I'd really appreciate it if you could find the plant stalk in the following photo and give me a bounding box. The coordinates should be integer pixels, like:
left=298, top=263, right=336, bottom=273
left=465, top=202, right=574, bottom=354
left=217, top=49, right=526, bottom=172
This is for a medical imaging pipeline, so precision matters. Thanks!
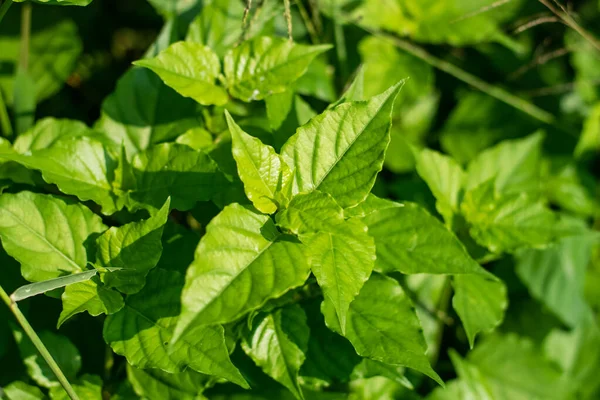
left=19, top=2, right=32, bottom=71
left=366, top=29, right=556, bottom=125
left=0, top=0, right=13, bottom=25
left=538, top=0, right=600, bottom=53
left=0, top=284, right=80, bottom=400
left=295, top=0, right=319, bottom=43
left=0, top=89, right=12, bottom=138
left=283, top=0, right=293, bottom=41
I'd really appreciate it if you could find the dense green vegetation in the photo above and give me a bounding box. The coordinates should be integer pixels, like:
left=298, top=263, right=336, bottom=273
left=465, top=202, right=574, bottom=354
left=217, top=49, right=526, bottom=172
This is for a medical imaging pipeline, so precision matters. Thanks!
left=0, top=0, right=599, bottom=399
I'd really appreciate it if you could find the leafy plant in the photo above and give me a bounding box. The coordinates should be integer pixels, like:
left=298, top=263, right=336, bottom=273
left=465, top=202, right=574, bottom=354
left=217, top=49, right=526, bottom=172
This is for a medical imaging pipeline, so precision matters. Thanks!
left=0, top=0, right=599, bottom=399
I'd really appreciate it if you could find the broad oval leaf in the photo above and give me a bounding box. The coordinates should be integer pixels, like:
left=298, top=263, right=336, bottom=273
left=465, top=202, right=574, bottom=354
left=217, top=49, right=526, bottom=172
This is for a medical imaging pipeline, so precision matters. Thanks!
left=224, top=36, right=332, bottom=101
left=0, top=192, right=106, bottom=282
left=134, top=42, right=229, bottom=106
left=103, top=268, right=246, bottom=386
left=95, top=68, right=201, bottom=156
left=322, top=273, right=442, bottom=385
left=95, top=199, right=170, bottom=294
left=243, top=304, right=310, bottom=399
left=281, top=82, right=403, bottom=208
left=226, top=111, right=293, bottom=214
left=118, top=143, right=227, bottom=213
left=174, top=203, right=310, bottom=339
left=1, top=137, right=120, bottom=215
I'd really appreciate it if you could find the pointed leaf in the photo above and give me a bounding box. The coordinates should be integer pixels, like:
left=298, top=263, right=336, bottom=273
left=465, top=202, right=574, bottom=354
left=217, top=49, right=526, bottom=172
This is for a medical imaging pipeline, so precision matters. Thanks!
left=49, top=374, right=102, bottom=400
left=1, top=137, right=120, bottom=214
left=452, top=274, right=507, bottom=348
left=224, top=36, right=332, bottom=101
left=281, top=83, right=403, bottom=208
left=134, top=42, right=229, bottom=106
left=58, top=278, right=124, bottom=328
left=414, top=148, right=465, bottom=225
left=95, top=199, right=170, bottom=294
left=243, top=304, right=310, bottom=399
left=174, top=204, right=310, bottom=339
left=277, top=191, right=375, bottom=332
left=355, top=196, right=483, bottom=275
left=2, top=381, right=45, bottom=400
left=322, top=274, right=441, bottom=385
left=12, top=270, right=97, bottom=302
left=0, top=192, right=106, bottom=282
left=103, top=268, right=246, bottom=386
left=226, top=111, right=293, bottom=214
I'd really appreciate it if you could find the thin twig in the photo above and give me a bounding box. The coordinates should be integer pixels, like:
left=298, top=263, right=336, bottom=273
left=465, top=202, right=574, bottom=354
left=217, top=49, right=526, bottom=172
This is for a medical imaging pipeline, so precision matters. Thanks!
left=238, top=0, right=253, bottom=44
left=451, top=0, right=512, bottom=23
left=521, top=79, right=600, bottom=97
left=295, top=0, right=319, bottom=43
left=283, top=0, right=293, bottom=41
left=361, top=27, right=557, bottom=125
left=513, top=15, right=560, bottom=34
left=19, top=2, right=32, bottom=71
left=0, top=285, right=80, bottom=400
left=539, top=0, right=600, bottom=53
left=0, top=0, right=13, bottom=25
left=308, top=0, right=322, bottom=35
left=509, top=47, right=570, bottom=80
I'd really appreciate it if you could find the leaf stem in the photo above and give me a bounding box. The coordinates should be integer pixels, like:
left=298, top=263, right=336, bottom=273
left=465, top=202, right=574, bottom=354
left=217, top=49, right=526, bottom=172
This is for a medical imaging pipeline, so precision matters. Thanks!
left=283, top=0, right=293, bottom=41
left=363, top=28, right=556, bottom=126
left=0, top=89, right=12, bottom=138
left=538, top=0, right=600, bottom=53
left=0, top=0, right=13, bottom=25
left=19, top=2, right=32, bottom=71
left=0, top=284, right=80, bottom=400
left=295, top=0, right=319, bottom=44
left=333, top=10, right=348, bottom=85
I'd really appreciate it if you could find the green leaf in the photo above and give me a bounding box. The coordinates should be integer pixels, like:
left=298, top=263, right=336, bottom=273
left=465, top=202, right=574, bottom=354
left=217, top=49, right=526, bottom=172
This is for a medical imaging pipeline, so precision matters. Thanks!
left=226, top=111, right=293, bottom=214
left=174, top=203, right=310, bottom=339
left=2, top=381, right=45, bottom=400
left=104, top=268, right=246, bottom=386
left=135, top=42, right=229, bottom=106
left=281, top=83, right=403, bottom=208
left=575, top=102, right=600, bottom=158
left=414, top=148, right=464, bottom=225
left=128, top=364, right=213, bottom=400
left=95, top=199, right=170, bottom=294
left=147, top=0, right=199, bottom=16
left=224, top=36, right=332, bottom=102
left=12, top=269, right=97, bottom=302
left=117, top=143, right=227, bottom=213
left=0, top=192, right=106, bottom=282
left=49, top=374, right=102, bottom=400
left=465, top=131, right=544, bottom=196
left=0, top=19, right=82, bottom=105
left=186, top=0, right=282, bottom=58
left=58, top=277, right=124, bottom=327
left=243, top=304, right=310, bottom=399
left=1, top=137, right=120, bottom=215
left=14, top=329, right=81, bottom=388
left=13, top=118, right=109, bottom=153
left=95, top=68, right=201, bottom=156
left=266, top=90, right=295, bottom=131
left=449, top=334, right=570, bottom=400
left=353, top=196, right=483, bottom=275
left=277, top=191, right=375, bottom=332
left=452, top=274, right=507, bottom=348
left=461, top=180, right=559, bottom=253
left=516, top=225, right=599, bottom=327
left=322, top=273, right=441, bottom=385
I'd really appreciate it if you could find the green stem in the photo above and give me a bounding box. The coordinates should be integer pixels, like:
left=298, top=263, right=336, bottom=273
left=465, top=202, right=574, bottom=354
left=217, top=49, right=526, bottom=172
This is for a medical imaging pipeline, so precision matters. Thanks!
left=19, top=2, right=32, bottom=71
left=0, top=0, right=13, bottom=25
left=367, top=30, right=556, bottom=125
left=0, top=89, right=12, bottom=138
left=333, top=11, right=348, bottom=85
left=0, top=284, right=80, bottom=400
left=283, top=0, right=293, bottom=41
left=296, top=0, right=319, bottom=43
left=539, top=0, right=600, bottom=53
